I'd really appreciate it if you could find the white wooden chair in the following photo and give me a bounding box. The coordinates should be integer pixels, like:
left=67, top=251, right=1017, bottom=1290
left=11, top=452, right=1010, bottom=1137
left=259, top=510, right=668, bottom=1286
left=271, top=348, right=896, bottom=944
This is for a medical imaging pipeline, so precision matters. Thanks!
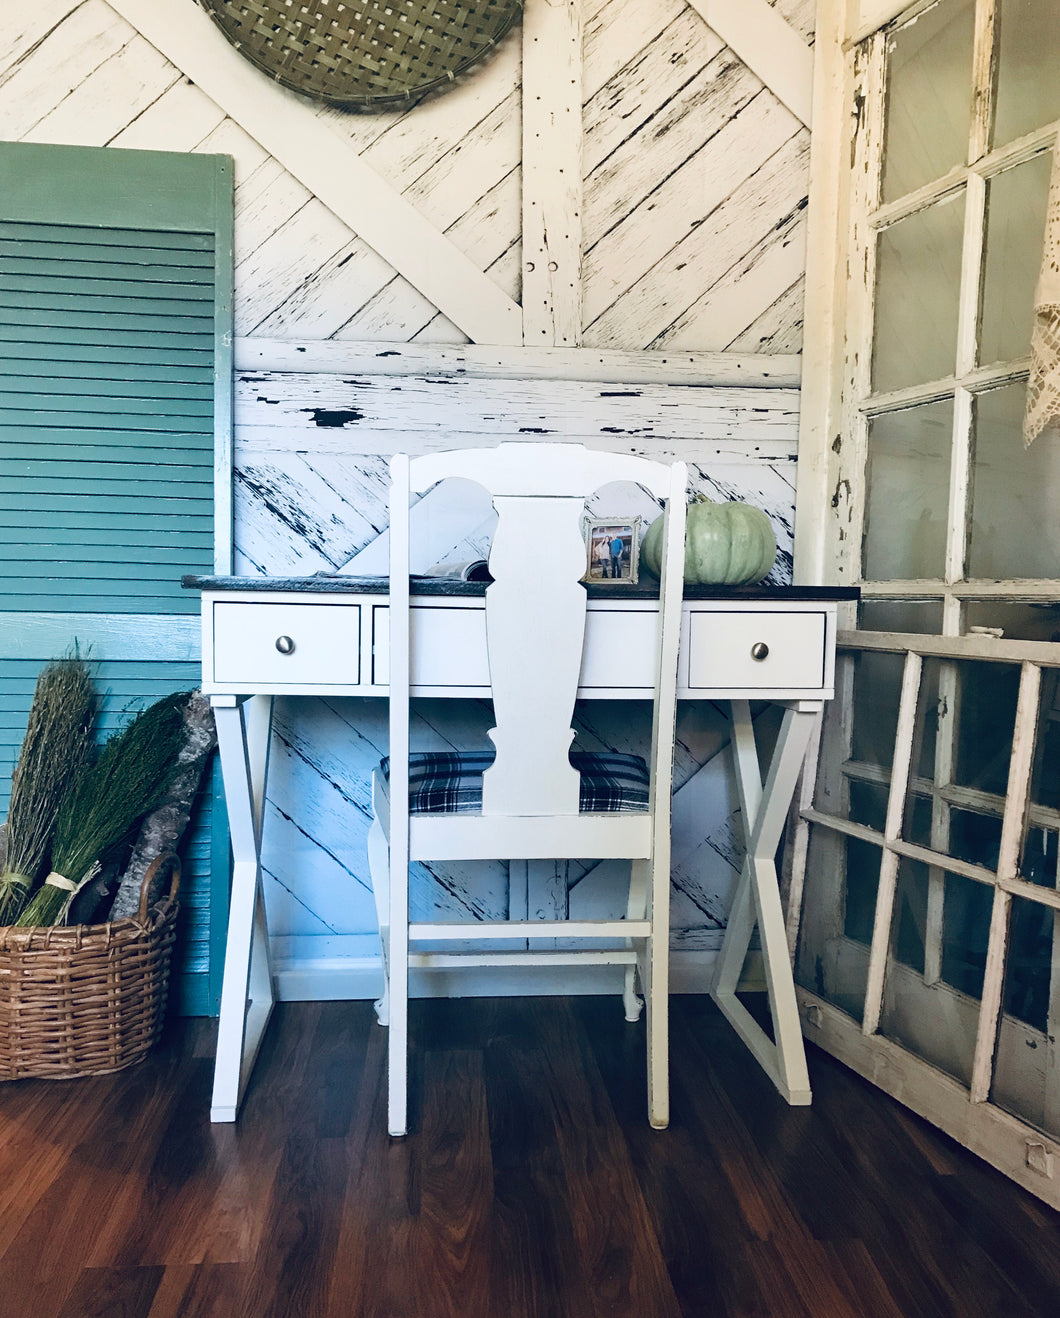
left=367, top=442, right=687, bottom=1136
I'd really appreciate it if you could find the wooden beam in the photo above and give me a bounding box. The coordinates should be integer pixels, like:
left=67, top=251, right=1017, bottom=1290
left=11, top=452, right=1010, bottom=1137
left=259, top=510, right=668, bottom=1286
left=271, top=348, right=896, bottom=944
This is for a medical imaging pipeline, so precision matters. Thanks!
left=685, top=0, right=814, bottom=128
left=105, top=0, right=523, bottom=346
left=521, top=0, right=583, bottom=346
left=235, top=337, right=803, bottom=387
left=793, top=0, right=849, bottom=583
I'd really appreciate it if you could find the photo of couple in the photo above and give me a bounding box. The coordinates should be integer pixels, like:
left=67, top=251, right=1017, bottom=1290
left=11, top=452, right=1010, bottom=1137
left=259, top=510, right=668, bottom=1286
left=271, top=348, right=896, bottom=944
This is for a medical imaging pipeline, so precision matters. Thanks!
left=585, top=520, right=640, bottom=583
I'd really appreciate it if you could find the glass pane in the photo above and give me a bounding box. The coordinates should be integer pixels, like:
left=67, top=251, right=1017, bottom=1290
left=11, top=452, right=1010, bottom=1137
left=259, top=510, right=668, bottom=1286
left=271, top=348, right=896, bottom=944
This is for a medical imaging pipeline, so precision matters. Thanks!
left=1003, top=893, right=1054, bottom=1033
left=992, top=894, right=1060, bottom=1144
left=850, top=650, right=905, bottom=771
left=949, top=806, right=1003, bottom=868
left=900, top=657, right=945, bottom=844
left=1019, top=826, right=1059, bottom=888
left=954, top=659, right=1020, bottom=795
left=941, top=870, right=994, bottom=998
left=980, top=153, right=1053, bottom=366
left=859, top=599, right=945, bottom=632
left=965, top=601, right=1060, bottom=642
left=863, top=401, right=953, bottom=579
left=881, top=0, right=975, bottom=203
left=849, top=778, right=888, bottom=834
left=994, top=0, right=1060, bottom=147
left=795, top=823, right=875, bottom=1021
left=910, top=656, right=940, bottom=781
left=902, top=657, right=1015, bottom=853
left=878, top=869, right=987, bottom=1089
left=872, top=199, right=964, bottom=393
left=904, top=788, right=934, bottom=847
left=892, top=855, right=929, bottom=974
left=968, top=383, right=1060, bottom=578
left=1030, top=674, right=1060, bottom=812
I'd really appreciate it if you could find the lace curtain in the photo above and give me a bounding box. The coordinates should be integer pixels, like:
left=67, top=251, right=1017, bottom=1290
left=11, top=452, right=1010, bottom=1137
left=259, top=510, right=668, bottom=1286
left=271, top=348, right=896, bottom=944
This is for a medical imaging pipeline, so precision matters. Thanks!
left=1024, top=147, right=1060, bottom=445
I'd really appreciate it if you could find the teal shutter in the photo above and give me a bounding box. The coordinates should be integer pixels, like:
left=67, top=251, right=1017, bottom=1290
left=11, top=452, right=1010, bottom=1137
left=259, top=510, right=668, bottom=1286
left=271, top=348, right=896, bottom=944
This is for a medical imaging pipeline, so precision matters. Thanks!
left=0, top=142, right=233, bottom=1015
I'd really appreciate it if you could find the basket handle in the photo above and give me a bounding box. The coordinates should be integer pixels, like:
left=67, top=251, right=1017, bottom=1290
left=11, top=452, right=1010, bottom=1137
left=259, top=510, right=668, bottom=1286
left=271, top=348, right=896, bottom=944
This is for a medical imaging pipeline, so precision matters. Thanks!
left=137, top=852, right=181, bottom=923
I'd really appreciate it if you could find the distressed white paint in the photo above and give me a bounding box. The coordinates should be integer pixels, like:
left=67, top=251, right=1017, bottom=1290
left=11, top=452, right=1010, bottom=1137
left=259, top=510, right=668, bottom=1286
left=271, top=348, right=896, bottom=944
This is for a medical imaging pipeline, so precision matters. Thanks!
left=521, top=0, right=582, bottom=346
left=0, top=0, right=815, bottom=358
left=235, top=338, right=803, bottom=386
left=106, top=0, right=523, bottom=344
left=0, top=0, right=824, bottom=1012
left=684, top=0, right=815, bottom=128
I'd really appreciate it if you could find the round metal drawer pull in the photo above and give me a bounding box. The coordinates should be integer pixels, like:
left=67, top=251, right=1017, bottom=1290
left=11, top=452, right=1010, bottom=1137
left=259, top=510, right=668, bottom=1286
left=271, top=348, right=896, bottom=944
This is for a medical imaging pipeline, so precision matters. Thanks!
left=275, top=635, right=296, bottom=655
left=750, top=641, right=769, bottom=661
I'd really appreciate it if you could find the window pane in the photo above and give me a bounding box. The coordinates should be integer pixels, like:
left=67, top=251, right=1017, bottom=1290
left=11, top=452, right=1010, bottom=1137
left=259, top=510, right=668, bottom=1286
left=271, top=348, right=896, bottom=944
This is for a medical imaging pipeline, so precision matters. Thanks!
left=878, top=869, right=986, bottom=1089
left=863, top=401, right=953, bottom=580
left=954, top=659, right=1020, bottom=795
left=902, top=657, right=1017, bottom=851
left=994, top=0, right=1060, bottom=147
left=881, top=0, right=975, bottom=203
left=859, top=599, right=945, bottom=632
left=850, top=650, right=905, bottom=771
left=872, top=199, right=965, bottom=393
left=795, top=823, right=875, bottom=1022
left=949, top=806, right=1003, bottom=868
left=849, top=778, right=888, bottom=834
left=965, top=601, right=1060, bottom=642
left=1019, top=827, right=1059, bottom=887
left=992, top=894, right=1060, bottom=1144
left=891, top=855, right=929, bottom=974
left=968, top=383, right=1060, bottom=578
left=980, top=152, right=1053, bottom=366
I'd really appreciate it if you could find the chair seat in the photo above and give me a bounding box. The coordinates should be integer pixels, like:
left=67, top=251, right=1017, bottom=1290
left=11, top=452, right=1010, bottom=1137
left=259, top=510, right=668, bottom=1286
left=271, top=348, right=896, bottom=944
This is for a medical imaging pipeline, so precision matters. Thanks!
left=379, top=750, right=650, bottom=814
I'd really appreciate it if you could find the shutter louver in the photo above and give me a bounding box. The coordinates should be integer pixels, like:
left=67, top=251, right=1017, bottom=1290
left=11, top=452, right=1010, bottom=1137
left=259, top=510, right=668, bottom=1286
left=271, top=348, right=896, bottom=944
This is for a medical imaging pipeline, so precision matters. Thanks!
left=0, top=220, right=215, bottom=613
left=0, top=142, right=233, bottom=1017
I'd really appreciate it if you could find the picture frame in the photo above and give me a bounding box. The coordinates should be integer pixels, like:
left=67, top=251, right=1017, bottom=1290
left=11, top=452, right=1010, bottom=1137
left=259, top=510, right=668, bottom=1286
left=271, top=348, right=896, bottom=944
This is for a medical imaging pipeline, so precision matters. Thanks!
left=583, top=517, right=642, bottom=584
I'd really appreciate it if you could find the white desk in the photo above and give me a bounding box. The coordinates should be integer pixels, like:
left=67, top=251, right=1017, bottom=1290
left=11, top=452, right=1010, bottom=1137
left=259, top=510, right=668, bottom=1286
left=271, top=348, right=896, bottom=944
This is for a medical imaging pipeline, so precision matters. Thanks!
left=186, top=575, right=855, bottom=1122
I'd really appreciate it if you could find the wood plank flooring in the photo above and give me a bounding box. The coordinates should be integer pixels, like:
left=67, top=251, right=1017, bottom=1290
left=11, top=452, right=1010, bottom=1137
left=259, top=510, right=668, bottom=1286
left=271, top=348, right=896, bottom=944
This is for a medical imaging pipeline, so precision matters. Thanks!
left=0, top=994, right=1058, bottom=1318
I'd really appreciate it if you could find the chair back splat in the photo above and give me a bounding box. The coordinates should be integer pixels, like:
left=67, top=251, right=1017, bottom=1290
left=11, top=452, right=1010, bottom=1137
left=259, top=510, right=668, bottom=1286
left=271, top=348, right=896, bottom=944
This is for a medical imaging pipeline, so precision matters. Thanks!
left=370, top=441, right=688, bottom=1135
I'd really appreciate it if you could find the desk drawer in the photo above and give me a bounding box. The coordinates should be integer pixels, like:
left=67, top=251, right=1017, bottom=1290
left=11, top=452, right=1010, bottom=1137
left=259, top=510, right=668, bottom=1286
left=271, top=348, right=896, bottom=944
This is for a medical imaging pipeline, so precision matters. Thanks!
left=686, top=610, right=826, bottom=691
left=213, top=602, right=360, bottom=686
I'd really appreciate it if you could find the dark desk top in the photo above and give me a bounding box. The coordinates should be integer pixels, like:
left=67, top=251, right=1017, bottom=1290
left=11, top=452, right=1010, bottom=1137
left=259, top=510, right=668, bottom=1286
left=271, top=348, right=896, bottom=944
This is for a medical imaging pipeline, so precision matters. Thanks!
left=183, top=574, right=860, bottom=602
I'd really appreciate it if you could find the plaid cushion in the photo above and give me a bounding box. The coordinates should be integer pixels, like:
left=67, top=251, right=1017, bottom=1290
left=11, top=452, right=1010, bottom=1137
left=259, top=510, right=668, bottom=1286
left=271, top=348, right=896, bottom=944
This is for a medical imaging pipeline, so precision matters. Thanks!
left=379, top=750, right=650, bottom=814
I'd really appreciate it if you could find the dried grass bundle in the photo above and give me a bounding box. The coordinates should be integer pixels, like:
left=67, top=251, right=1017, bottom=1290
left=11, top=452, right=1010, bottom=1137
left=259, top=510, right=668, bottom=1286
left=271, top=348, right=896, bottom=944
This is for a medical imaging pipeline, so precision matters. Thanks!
left=16, top=692, right=188, bottom=928
left=0, top=657, right=95, bottom=925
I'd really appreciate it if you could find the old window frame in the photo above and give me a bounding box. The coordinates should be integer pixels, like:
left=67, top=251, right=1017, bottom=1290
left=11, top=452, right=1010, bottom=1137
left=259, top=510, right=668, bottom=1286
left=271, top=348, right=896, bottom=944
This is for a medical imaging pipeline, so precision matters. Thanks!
left=793, top=0, right=1060, bottom=1206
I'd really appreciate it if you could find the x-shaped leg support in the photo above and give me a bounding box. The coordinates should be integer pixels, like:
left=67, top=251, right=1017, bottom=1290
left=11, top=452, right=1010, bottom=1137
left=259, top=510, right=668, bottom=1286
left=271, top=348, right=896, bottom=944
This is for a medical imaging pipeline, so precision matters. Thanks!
left=210, top=694, right=276, bottom=1122
left=711, top=699, right=822, bottom=1105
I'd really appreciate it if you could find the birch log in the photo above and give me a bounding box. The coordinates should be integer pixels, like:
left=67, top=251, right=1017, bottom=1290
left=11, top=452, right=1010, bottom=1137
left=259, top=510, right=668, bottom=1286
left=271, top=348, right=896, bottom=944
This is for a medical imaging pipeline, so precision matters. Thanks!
left=109, top=692, right=217, bottom=918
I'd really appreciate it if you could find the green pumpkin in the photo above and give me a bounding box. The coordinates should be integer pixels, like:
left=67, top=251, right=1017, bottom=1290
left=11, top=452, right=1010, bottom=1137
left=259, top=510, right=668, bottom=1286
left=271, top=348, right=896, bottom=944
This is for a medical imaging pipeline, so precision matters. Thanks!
left=641, top=498, right=776, bottom=586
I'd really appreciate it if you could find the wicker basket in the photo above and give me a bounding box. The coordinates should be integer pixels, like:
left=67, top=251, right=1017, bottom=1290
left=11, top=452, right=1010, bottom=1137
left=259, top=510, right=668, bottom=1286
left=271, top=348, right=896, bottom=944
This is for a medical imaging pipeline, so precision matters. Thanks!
left=198, top=0, right=523, bottom=109
left=0, top=854, right=180, bottom=1081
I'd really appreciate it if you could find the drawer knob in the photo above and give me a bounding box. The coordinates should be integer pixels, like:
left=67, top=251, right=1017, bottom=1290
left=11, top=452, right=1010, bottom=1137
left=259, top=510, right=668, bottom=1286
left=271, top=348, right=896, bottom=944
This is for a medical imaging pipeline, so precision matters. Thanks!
left=275, top=635, right=296, bottom=655
left=750, top=641, right=769, bottom=662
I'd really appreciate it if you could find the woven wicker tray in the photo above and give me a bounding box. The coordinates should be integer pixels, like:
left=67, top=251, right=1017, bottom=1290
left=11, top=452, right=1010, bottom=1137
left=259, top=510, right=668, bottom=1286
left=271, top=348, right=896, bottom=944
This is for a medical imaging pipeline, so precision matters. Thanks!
left=198, top=0, right=523, bottom=110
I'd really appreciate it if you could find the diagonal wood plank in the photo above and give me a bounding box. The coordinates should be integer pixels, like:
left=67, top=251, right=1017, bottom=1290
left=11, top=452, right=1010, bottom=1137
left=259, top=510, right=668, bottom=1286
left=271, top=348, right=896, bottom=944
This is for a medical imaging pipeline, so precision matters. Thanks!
left=105, top=0, right=523, bottom=345
left=685, top=0, right=814, bottom=127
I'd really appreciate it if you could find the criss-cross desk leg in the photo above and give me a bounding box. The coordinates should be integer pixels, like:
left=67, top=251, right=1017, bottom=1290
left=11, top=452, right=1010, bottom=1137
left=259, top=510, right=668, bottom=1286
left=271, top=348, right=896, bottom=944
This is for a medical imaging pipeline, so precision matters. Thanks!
left=210, top=694, right=275, bottom=1123
left=712, top=699, right=821, bottom=1106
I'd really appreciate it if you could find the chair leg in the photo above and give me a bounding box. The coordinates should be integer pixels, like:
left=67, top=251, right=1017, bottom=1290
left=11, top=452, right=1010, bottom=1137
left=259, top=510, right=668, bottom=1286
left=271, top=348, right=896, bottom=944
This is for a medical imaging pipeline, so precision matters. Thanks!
left=388, top=929, right=409, bottom=1137
left=387, top=833, right=410, bottom=1139
left=366, top=811, right=390, bottom=1026
left=644, top=858, right=670, bottom=1131
left=623, top=858, right=649, bottom=1022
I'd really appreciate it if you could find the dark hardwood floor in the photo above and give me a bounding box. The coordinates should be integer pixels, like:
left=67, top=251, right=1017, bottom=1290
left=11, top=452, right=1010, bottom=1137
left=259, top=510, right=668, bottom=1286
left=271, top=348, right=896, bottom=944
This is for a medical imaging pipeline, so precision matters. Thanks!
left=1, top=994, right=1058, bottom=1318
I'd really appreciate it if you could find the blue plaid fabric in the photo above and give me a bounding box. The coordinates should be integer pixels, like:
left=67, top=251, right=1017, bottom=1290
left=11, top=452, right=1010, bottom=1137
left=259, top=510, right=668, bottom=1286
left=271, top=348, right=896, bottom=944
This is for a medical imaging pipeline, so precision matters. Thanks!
left=379, top=750, right=650, bottom=814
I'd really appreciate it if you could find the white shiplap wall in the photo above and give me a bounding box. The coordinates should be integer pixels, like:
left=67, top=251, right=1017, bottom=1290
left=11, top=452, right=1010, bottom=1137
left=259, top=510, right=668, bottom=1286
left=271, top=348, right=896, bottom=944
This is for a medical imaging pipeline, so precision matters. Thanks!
left=0, top=0, right=814, bottom=998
